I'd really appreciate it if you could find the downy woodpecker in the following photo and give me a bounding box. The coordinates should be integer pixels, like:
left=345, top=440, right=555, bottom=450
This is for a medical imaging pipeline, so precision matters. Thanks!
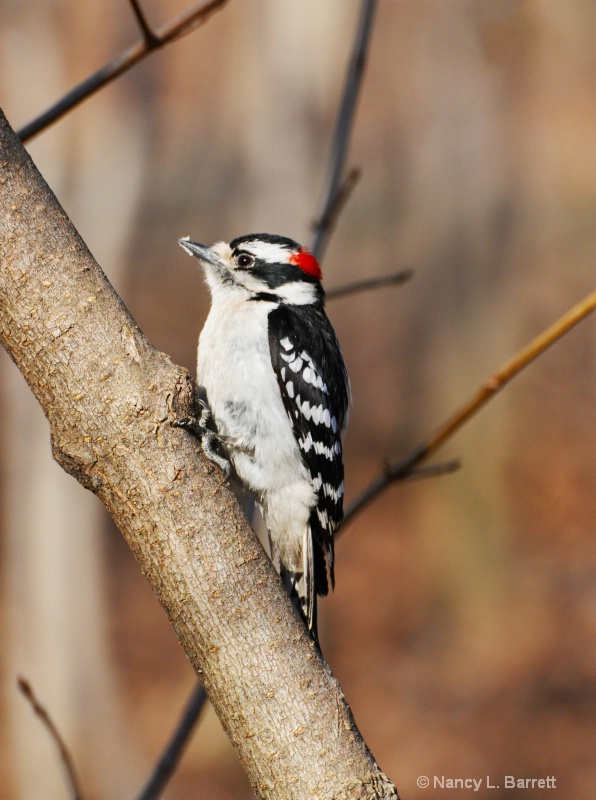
left=178, top=233, right=350, bottom=644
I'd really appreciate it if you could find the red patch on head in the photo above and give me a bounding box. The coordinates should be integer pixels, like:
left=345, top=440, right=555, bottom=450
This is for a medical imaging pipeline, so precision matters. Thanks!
left=289, top=249, right=322, bottom=281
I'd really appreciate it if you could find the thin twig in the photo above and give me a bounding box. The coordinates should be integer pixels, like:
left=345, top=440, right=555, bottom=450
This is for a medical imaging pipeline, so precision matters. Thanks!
left=311, top=0, right=378, bottom=261
left=399, top=459, right=461, bottom=482
left=136, top=682, right=208, bottom=800
left=128, top=0, right=160, bottom=47
left=313, top=168, right=361, bottom=254
left=342, top=289, right=596, bottom=528
left=327, top=268, right=413, bottom=301
left=17, top=677, right=86, bottom=800
left=17, top=0, right=227, bottom=142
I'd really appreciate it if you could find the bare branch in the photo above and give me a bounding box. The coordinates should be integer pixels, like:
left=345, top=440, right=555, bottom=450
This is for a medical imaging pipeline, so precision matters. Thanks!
left=311, top=0, right=378, bottom=261
left=17, top=0, right=227, bottom=143
left=128, top=0, right=160, bottom=47
left=327, top=268, right=413, bottom=301
left=137, top=683, right=208, bottom=800
left=313, top=167, right=361, bottom=256
left=343, top=290, right=596, bottom=527
left=400, top=459, right=461, bottom=482
left=17, top=678, right=86, bottom=800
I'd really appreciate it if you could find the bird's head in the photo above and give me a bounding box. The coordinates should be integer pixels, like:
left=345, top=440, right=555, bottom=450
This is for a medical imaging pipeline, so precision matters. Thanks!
left=179, top=233, right=323, bottom=305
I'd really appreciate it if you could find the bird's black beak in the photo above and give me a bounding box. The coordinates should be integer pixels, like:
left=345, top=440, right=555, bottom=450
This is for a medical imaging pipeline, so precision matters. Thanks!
left=179, top=238, right=221, bottom=268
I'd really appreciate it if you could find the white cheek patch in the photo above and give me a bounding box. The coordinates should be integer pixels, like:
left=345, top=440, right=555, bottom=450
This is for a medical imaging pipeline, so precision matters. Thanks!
left=238, top=272, right=272, bottom=294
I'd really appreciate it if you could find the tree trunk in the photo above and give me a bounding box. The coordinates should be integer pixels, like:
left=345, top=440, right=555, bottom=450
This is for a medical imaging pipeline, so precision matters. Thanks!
left=0, top=108, right=399, bottom=799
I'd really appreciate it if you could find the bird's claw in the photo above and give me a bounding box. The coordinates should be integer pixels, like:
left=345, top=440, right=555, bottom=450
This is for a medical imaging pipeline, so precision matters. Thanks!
left=172, top=400, right=232, bottom=482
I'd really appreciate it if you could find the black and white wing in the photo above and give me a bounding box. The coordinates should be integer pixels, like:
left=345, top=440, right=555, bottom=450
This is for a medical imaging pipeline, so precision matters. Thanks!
left=268, top=303, right=350, bottom=605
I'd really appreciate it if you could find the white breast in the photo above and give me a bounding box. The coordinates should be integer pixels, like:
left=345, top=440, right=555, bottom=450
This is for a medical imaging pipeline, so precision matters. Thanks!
left=197, top=290, right=311, bottom=498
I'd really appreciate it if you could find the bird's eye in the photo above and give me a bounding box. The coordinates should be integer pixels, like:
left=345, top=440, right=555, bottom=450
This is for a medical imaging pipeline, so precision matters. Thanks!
left=236, top=253, right=254, bottom=269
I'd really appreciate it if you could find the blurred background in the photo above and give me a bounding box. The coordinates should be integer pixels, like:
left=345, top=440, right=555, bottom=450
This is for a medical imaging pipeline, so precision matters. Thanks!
left=0, top=1, right=595, bottom=798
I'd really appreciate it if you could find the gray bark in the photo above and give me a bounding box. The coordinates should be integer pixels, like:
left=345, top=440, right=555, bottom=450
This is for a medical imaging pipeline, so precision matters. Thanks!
left=0, top=109, right=398, bottom=799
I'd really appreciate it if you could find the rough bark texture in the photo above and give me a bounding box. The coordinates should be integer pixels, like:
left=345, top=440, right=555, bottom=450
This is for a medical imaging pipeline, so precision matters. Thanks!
left=0, top=109, right=399, bottom=799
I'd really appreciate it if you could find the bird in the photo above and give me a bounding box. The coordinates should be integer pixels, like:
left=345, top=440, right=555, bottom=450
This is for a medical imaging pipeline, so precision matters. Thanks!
left=177, top=233, right=350, bottom=645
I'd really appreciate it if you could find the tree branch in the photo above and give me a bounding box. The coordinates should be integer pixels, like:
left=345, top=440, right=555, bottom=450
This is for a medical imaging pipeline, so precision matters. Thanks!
left=137, top=683, right=208, bottom=800
left=17, top=0, right=227, bottom=143
left=311, top=0, right=378, bottom=260
left=17, top=678, right=86, bottom=800
left=313, top=168, right=361, bottom=257
left=0, top=110, right=398, bottom=799
left=343, top=290, right=596, bottom=527
left=128, top=0, right=160, bottom=48
left=327, top=268, right=413, bottom=301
